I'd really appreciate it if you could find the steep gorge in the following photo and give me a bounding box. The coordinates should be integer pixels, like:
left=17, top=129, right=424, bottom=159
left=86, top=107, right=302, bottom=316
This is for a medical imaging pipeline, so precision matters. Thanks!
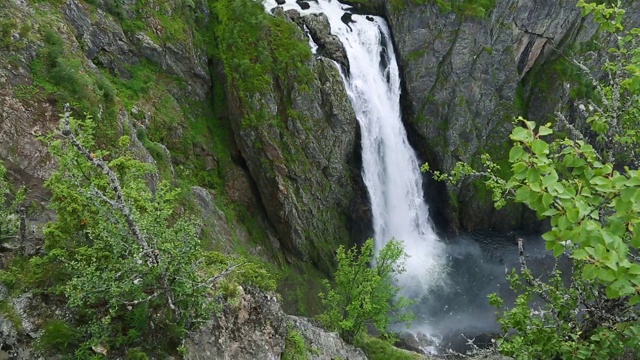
left=0, top=0, right=630, bottom=357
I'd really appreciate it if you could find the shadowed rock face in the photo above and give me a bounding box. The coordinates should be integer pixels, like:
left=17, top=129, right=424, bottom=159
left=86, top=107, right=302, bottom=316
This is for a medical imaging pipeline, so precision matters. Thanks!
left=374, top=0, right=597, bottom=232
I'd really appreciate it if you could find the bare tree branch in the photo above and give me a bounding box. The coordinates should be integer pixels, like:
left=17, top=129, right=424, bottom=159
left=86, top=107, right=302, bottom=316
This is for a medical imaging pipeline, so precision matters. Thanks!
left=60, top=104, right=159, bottom=267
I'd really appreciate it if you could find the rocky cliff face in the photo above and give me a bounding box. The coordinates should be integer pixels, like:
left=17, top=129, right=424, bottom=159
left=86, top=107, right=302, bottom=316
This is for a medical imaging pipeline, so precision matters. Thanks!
left=220, top=8, right=368, bottom=273
left=363, top=0, right=596, bottom=232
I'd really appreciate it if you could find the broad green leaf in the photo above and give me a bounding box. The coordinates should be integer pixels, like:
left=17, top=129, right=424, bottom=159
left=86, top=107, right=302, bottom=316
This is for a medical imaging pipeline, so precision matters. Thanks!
left=510, top=126, right=533, bottom=143
left=527, top=168, right=540, bottom=183
left=552, top=242, right=565, bottom=257
left=629, top=264, right=640, bottom=275
left=566, top=207, right=579, bottom=223
left=572, top=249, right=589, bottom=260
left=512, top=162, right=528, bottom=176
left=538, top=125, right=553, bottom=136
left=515, top=187, right=531, bottom=203
left=621, top=187, right=639, bottom=202
left=531, top=140, right=549, bottom=156
left=542, top=171, right=559, bottom=188
left=583, top=264, right=598, bottom=279
left=598, top=267, right=616, bottom=282
left=509, top=146, right=526, bottom=162
left=606, top=284, right=619, bottom=298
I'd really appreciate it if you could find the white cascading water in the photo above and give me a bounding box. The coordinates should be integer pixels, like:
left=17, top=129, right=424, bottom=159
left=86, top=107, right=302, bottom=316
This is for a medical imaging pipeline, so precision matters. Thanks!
left=264, top=0, right=447, bottom=291
left=263, top=0, right=448, bottom=342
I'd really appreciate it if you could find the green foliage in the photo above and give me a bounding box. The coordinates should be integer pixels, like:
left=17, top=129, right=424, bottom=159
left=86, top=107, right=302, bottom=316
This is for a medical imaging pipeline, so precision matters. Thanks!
left=0, top=164, right=22, bottom=245
left=573, top=0, right=640, bottom=164
left=98, top=0, right=201, bottom=44
left=0, top=300, right=22, bottom=332
left=489, top=264, right=640, bottom=359
left=504, top=118, right=640, bottom=299
left=0, top=113, right=274, bottom=356
left=35, top=114, right=214, bottom=355
left=106, top=60, right=161, bottom=109
left=30, top=28, right=119, bottom=143
left=422, top=153, right=508, bottom=208
left=210, top=0, right=312, bottom=126
left=380, top=0, right=495, bottom=17
left=432, top=0, right=496, bottom=17
left=282, top=328, right=311, bottom=360
left=126, top=348, right=150, bottom=360
left=38, top=320, right=81, bottom=353
left=318, top=239, right=414, bottom=343
left=354, top=335, right=422, bottom=360
left=489, top=119, right=640, bottom=356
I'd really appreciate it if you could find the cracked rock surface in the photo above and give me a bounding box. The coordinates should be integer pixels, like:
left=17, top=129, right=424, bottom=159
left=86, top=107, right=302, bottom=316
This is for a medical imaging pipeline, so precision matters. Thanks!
left=373, top=0, right=598, bottom=232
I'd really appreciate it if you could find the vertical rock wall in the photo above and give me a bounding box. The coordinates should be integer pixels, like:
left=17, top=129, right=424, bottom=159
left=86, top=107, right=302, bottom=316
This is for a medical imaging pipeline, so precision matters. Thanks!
left=377, top=0, right=597, bottom=232
left=222, top=10, right=368, bottom=273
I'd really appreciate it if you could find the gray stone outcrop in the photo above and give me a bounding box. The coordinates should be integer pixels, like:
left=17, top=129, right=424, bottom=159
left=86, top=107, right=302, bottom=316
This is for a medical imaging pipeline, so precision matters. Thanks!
left=184, top=287, right=367, bottom=360
left=302, top=13, right=350, bottom=70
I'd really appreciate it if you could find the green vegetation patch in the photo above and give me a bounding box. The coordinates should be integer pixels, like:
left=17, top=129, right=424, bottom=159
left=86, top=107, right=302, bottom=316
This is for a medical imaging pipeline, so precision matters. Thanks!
left=354, top=336, right=422, bottom=360
left=0, top=301, right=23, bottom=332
left=381, top=0, right=496, bottom=18
left=282, top=328, right=311, bottom=360
left=209, top=0, right=313, bottom=127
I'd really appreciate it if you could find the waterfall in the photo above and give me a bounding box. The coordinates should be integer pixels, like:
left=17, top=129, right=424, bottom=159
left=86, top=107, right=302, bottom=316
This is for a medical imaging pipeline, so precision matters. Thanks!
left=265, top=0, right=447, bottom=294
left=264, top=0, right=448, bottom=342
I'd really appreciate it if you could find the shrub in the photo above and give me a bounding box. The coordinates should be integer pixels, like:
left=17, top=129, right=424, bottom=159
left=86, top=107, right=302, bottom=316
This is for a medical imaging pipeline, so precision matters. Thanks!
left=282, top=328, right=310, bottom=360
left=0, top=111, right=273, bottom=356
left=318, top=239, right=414, bottom=343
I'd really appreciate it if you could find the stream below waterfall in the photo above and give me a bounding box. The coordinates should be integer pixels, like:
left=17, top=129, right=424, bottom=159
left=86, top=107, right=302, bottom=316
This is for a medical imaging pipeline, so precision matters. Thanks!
left=263, top=0, right=556, bottom=354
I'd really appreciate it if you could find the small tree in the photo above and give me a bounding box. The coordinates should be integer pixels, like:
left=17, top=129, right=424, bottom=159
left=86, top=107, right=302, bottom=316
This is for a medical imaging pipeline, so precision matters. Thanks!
left=318, top=238, right=414, bottom=343
left=0, top=107, right=275, bottom=357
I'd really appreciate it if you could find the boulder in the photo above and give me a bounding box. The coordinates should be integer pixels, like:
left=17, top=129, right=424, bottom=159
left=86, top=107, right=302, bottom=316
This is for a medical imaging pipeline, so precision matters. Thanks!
left=301, top=13, right=350, bottom=71
left=224, top=12, right=368, bottom=273
left=185, top=287, right=366, bottom=360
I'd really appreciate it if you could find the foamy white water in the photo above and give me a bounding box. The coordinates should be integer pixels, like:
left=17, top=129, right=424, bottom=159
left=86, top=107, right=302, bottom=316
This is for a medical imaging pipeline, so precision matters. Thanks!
left=263, top=0, right=447, bottom=297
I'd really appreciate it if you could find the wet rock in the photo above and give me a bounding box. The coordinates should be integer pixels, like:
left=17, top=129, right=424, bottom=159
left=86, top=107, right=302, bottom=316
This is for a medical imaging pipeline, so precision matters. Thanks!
left=301, top=13, right=350, bottom=70
left=276, top=0, right=286, bottom=4
left=397, top=331, right=439, bottom=354
left=297, top=0, right=310, bottom=10
left=340, top=12, right=355, bottom=31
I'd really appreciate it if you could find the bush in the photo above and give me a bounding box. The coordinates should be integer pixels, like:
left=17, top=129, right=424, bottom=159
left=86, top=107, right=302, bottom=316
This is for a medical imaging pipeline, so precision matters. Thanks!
left=0, top=112, right=274, bottom=356
left=318, top=239, right=414, bottom=343
left=282, top=328, right=310, bottom=360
